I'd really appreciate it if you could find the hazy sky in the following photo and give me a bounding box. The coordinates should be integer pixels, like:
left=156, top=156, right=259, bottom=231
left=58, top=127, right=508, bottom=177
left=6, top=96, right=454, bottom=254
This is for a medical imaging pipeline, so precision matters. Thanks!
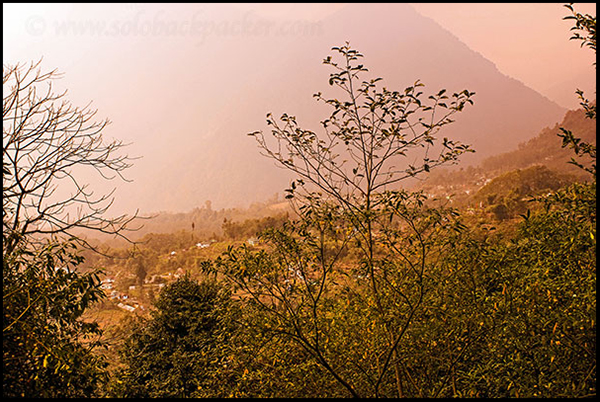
left=3, top=3, right=596, bottom=108
left=3, top=3, right=596, bottom=215
left=411, top=2, right=596, bottom=107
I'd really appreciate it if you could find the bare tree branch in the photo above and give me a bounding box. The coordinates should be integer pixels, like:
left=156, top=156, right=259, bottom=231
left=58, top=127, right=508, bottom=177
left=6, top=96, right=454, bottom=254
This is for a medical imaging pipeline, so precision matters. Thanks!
left=3, top=59, right=141, bottom=255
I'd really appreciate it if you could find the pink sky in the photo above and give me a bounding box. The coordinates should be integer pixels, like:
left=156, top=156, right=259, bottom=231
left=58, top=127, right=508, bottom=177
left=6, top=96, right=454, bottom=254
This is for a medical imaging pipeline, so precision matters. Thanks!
left=3, top=3, right=595, bottom=109
left=222, top=2, right=597, bottom=108
left=410, top=2, right=596, bottom=108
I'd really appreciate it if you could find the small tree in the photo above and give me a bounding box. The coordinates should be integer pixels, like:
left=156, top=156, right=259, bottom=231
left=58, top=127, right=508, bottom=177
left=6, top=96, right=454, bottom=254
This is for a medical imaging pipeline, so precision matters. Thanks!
left=3, top=60, right=139, bottom=396
left=112, top=275, right=241, bottom=397
left=3, top=235, right=107, bottom=397
left=214, top=43, right=476, bottom=397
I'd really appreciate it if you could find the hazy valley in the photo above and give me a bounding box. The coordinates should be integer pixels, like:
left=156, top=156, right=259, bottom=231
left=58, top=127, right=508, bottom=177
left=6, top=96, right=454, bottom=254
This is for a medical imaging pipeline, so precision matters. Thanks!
left=4, top=3, right=596, bottom=398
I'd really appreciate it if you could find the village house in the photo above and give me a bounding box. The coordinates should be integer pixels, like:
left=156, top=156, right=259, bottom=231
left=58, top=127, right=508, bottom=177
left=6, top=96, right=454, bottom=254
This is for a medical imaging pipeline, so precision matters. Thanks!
left=117, top=302, right=135, bottom=312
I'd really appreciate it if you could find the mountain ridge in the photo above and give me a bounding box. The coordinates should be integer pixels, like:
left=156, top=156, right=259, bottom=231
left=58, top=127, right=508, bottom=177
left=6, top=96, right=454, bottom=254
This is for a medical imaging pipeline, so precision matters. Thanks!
left=111, top=3, right=567, bottom=214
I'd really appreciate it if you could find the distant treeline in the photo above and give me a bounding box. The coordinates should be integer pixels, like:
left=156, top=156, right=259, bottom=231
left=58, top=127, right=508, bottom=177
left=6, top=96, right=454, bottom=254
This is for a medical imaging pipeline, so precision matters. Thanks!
left=75, top=195, right=294, bottom=248
left=222, top=213, right=289, bottom=240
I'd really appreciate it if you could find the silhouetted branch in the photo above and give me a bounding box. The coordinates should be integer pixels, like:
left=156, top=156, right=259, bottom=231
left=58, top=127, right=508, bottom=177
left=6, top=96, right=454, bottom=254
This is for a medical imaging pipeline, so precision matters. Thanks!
left=3, top=59, right=141, bottom=255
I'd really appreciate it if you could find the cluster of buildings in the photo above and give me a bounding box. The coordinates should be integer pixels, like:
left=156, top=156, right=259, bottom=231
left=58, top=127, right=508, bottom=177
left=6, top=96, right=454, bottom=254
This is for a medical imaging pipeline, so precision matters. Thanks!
left=100, top=265, right=190, bottom=313
left=100, top=278, right=143, bottom=312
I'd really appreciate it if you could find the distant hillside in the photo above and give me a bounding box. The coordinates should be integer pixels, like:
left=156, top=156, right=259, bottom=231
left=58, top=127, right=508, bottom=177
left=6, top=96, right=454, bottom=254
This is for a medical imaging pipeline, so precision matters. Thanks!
left=420, top=103, right=596, bottom=194
left=126, top=198, right=291, bottom=242
left=75, top=196, right=293, bottom=248
left=471, top=164, right=579, bottom=220
left=113, top=2, right=566, bottom=214
left=480, top=106, right=596, bottom=177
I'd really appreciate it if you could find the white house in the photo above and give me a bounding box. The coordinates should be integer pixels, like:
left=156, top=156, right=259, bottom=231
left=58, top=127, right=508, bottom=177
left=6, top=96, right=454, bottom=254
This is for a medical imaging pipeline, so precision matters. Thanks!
left=100, top=278, right=114, bottom=290
left=117, top=302, right=135, bottom=312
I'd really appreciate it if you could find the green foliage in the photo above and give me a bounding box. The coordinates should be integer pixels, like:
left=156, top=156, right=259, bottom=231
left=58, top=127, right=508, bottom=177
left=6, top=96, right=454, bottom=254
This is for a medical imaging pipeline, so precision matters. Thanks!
left=559, top=4, right=596, bottom=178
left=3, top=235, right=107, bottom=397
left=564, top=3, right=596, bottom=56
left=422, top=8, right=597, bottom=395
left=447, top=180, right=594, bottom=397
left=209, top=204, right=363, bottom=396
left=557, top=127, right=596, bottom=178
left=3, top=60, right=132, bottom=397
left=111, top=275, right=242, bottom=397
